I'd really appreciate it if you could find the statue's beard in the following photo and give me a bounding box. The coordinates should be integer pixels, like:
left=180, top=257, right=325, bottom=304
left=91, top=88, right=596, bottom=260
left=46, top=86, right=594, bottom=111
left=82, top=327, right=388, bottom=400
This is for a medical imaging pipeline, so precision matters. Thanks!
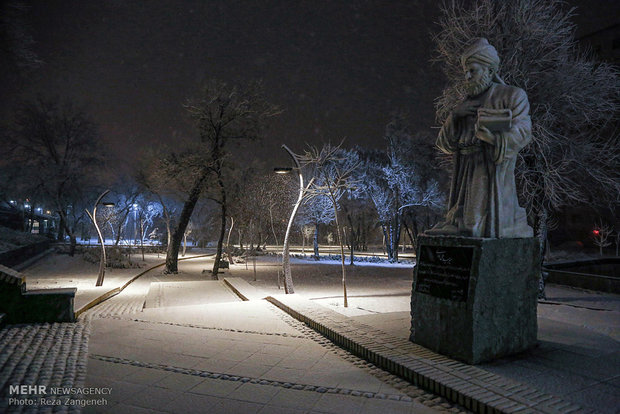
left=465, top=71, right=493, bottom=97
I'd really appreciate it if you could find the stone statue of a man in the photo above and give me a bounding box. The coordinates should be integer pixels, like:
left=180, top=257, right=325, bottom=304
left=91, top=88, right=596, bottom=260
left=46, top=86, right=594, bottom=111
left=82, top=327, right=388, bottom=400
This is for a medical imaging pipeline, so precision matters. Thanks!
left=427, top=38, right=533, bottom=238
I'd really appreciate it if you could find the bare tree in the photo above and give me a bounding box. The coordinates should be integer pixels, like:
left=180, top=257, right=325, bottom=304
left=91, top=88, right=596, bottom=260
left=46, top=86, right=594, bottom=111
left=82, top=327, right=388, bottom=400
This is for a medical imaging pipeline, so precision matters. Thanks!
left=185, top=80, right=279, bottom=277
left=136, top=198, right=163, bottom=244
left=135, top=158, right=177, bottom=252
left=132, top=198, right=163, bottom=261
left=304, top=144, right=361, bottom=308
left=2, top=98, right=106, bottom=255
left=109, top=186, right=141, bottom=246
left=136, top=145, right=206, bottom=273
left=229, top=167, right=294, bottom=253
left=433, top=0, right=620, bottom=264
left=300, top=224, right=314, bottom=255
left=591, top=221, right=613, bottom=256
left=340, top=193, right=375, bottom=265
left=156, top=194, right=175, bottom=250
left=296, top=191, right=335, bottom=259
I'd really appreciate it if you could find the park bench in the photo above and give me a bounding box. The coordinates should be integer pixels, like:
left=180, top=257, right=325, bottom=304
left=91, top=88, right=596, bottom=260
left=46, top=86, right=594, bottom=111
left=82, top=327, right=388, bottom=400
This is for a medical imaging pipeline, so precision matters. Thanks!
left=0, top=264, right=76, bottom=324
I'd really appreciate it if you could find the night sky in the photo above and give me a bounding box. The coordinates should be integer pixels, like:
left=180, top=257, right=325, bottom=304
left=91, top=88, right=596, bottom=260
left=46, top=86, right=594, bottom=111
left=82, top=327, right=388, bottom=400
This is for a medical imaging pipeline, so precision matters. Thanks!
left=1, top=0, right=616, bottom=171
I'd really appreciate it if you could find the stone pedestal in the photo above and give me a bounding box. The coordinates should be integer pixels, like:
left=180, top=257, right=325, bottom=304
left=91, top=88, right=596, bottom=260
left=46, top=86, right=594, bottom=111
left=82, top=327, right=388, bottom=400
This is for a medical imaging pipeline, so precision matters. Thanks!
left=410, top=236, right=539, bottom=364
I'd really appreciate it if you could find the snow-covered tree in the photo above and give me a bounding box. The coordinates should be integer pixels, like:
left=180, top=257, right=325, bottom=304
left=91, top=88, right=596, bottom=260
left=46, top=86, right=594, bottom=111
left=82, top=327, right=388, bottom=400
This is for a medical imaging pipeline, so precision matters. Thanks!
left=361, top=117, right=444, bottom=261
left=137, top=200, right=162, bottom=242
left=304, top=144, right=361, bottom=307
left=105, top=185, right=141, bottom=246
left=339, top=191, right=375, bottom=264
left=433, top=0, right=620, bottom=265
left=230, top=167, right=294, bottom=251
left=296, top=192, right=335, bottom=259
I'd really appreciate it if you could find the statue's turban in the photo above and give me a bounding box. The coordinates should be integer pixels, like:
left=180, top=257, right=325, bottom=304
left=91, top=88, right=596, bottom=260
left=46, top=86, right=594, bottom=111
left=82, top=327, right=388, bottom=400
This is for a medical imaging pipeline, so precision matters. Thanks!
left=461, top=38, right=500, bottom=70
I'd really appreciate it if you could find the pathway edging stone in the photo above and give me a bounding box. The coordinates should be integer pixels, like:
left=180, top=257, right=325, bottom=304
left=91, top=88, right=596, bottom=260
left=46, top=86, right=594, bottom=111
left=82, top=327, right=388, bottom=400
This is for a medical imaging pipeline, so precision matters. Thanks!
left=258, top=293, right=583, bottom=414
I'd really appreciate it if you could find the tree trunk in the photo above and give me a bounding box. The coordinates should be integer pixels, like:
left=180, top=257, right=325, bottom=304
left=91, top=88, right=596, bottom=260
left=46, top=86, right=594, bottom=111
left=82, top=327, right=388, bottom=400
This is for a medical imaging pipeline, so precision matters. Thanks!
left=402, top=217, right=416, bottom=253
left=57, top=213, right=66, bottom=241
left=534, top=205, right=548, bottom=299
left=107, top=222, right=115, bottom=245
left=349, top=234, right=354, bottom=266
left=313, top=223, right=320, bottom=259
left=69, top=234, right=77, bottom=256
left=65, top=220, right=77, bottom=257
left=381, top=230, right=385, bottom=255
left=165, top=171, right=207, bottom=273
left=382, top=224, right=393, bottom=261
left=211, top=172, right=227, bottom=278
left=115, top=210, right=131, bottom=246
left=345, top=211, right=357, bottom=266
left=390, top=222, right=397, bottom=262
left=156, top=194, right=172, bottom=256
left=411, top=213, right=419, bottom=250
left=333, top=205, right=348, bottom=308
left=361, top=211, right=367, bottom=251
left=57, top=209, right=77, bottom=256
left=27, top=204, right=34, bottom=232
left=249, top=218, right=255, bottom=251
left=392, top=215, right=401, bottom=262
left=140, top=219, right=145, bottom=261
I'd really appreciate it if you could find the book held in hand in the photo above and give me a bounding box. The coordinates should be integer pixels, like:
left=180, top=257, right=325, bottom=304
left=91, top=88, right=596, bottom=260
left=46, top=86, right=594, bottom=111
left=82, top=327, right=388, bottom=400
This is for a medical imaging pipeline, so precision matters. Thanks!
left=476, top=108, right=512, bottom=132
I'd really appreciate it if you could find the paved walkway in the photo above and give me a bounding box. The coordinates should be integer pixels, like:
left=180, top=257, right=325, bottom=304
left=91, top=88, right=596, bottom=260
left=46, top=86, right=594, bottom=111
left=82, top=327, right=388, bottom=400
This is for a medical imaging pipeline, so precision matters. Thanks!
left=260, top=285, right=619, bottom=414
left=80, top=259, right=460, bottom=413
left=3, top=252, right=618, bottom=413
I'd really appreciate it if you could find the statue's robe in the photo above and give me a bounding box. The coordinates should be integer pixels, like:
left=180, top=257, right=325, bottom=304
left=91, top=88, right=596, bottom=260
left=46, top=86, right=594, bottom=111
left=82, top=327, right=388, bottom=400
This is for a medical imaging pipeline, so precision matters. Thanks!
left=436, top=82, right=533, bottom=238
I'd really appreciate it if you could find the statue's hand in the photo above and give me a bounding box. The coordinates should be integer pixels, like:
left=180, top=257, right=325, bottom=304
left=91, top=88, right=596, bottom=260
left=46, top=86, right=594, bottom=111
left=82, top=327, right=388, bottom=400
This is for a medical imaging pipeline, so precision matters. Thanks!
left=476, top=125, right=495, bottom=145
left=452, top=100, right=480, bottom=118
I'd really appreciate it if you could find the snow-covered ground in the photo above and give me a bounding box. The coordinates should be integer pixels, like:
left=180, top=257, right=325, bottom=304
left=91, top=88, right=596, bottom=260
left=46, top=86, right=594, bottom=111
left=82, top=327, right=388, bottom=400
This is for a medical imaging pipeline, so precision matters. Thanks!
left=0, top=225, right=49, bottom=253
left=228, top=255, right=415, bottom=317
left=20, top=251, right=415, bottom=317
left=21, top=252, right=164, bottom=310
left=66, top=237, right=167, bottom=246
left=19, top=250, right=618, bottom=342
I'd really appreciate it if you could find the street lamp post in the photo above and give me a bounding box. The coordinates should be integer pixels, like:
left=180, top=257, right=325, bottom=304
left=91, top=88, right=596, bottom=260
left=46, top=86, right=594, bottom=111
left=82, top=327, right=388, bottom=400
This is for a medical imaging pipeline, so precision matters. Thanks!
left=275, top=144, right=313, bottom=294
left=85, top=190, right=114, bottom=286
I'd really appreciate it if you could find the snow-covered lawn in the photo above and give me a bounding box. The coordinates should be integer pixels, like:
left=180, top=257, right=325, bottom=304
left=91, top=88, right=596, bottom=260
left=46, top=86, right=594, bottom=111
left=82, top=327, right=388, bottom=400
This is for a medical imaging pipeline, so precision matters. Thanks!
left=21, top=249, right=216, bottom=310
left=227, top=255, right=415, bottom=317
left=22, top=251, right=164, bottom=310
